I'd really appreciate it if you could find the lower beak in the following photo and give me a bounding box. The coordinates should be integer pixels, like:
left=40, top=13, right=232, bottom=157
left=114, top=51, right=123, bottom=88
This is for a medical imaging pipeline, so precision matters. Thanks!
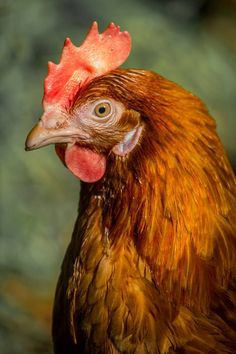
left=25, top=121, right=78, bottom=151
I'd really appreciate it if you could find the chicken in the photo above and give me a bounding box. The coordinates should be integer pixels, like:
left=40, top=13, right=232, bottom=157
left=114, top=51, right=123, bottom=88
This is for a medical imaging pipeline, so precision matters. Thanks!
left=25, top=22, right=236, bottom=353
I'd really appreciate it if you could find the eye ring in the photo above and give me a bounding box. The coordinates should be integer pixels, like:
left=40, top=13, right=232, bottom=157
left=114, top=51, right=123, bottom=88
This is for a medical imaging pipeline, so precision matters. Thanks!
left=94, top=102, right=112, bottom=118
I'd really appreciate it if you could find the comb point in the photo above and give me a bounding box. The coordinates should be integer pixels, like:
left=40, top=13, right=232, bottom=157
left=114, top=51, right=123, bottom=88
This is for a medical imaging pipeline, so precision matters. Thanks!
left=64, top=37, right=72, bottom=46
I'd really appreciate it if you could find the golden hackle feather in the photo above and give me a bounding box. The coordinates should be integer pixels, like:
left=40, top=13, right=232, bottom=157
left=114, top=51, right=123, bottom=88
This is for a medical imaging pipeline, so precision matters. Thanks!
left=52, top=69, right=236, bottom=353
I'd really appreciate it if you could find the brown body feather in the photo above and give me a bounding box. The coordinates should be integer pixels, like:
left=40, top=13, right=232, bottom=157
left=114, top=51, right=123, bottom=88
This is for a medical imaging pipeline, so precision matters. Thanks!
left=52, top=70, right=236, bottom=353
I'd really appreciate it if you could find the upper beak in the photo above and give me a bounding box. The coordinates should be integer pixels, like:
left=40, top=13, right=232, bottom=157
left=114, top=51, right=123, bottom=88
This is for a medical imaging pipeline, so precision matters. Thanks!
left=25, top=122, right=55, bottom=151
left=25, top=113, right=81, bottom=151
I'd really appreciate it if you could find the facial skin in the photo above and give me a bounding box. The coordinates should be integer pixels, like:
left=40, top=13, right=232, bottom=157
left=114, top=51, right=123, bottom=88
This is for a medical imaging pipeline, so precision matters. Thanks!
left=26, top=92, right=143, bottom=182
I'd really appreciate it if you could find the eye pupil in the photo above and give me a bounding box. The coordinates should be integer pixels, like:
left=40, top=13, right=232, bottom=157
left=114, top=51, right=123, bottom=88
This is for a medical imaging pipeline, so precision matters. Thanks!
left=98, top=106, right=106, bottom=114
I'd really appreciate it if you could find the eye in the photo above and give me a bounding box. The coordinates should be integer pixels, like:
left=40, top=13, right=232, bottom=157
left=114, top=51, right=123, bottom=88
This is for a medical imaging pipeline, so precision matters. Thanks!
left=94, top=102, right=111, bottom=118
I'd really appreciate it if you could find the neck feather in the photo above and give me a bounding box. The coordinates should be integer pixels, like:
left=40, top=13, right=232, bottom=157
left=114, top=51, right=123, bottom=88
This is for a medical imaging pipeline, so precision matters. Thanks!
left=78, top=72, right=236, bottom=311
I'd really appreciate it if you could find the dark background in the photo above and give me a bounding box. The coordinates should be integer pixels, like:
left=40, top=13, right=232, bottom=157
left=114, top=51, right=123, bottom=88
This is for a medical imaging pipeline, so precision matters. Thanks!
left=0, top=0, right=235, bottom=353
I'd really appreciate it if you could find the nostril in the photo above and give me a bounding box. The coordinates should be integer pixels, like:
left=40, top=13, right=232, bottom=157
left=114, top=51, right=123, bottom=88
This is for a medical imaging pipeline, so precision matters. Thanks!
left=43, top=116, right=60, bottom=129
left=41, top=110, right=66, bottom=129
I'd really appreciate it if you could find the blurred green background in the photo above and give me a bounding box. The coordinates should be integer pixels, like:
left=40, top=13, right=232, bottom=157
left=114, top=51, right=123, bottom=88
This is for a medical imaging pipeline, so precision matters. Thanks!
left=0, top=0, right=235, bottom=353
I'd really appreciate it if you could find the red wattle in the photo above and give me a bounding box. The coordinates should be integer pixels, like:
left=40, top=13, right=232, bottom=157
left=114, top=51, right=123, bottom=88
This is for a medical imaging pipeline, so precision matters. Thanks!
left=64, top=144, right=106, bottom=183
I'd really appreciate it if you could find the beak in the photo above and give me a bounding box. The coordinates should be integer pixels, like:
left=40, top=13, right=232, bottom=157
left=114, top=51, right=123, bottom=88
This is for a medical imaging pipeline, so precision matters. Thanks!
left=25, top=112, right=82, bottom=151
left=25, top=122, right=53, bottom=151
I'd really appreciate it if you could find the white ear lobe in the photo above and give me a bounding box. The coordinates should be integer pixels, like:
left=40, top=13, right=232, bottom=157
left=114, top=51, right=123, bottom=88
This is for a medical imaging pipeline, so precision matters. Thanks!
left=112, top=126, right=143, bottom=156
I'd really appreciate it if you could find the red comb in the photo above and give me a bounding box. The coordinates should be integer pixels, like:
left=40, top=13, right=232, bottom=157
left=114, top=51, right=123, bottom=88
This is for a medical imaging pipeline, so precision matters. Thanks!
left=43, top=22, right=131, bottom=109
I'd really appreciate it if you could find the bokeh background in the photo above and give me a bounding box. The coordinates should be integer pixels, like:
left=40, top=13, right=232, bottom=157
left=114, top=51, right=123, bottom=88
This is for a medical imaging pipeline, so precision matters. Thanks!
left=0, top=0, right=235, bottom=353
